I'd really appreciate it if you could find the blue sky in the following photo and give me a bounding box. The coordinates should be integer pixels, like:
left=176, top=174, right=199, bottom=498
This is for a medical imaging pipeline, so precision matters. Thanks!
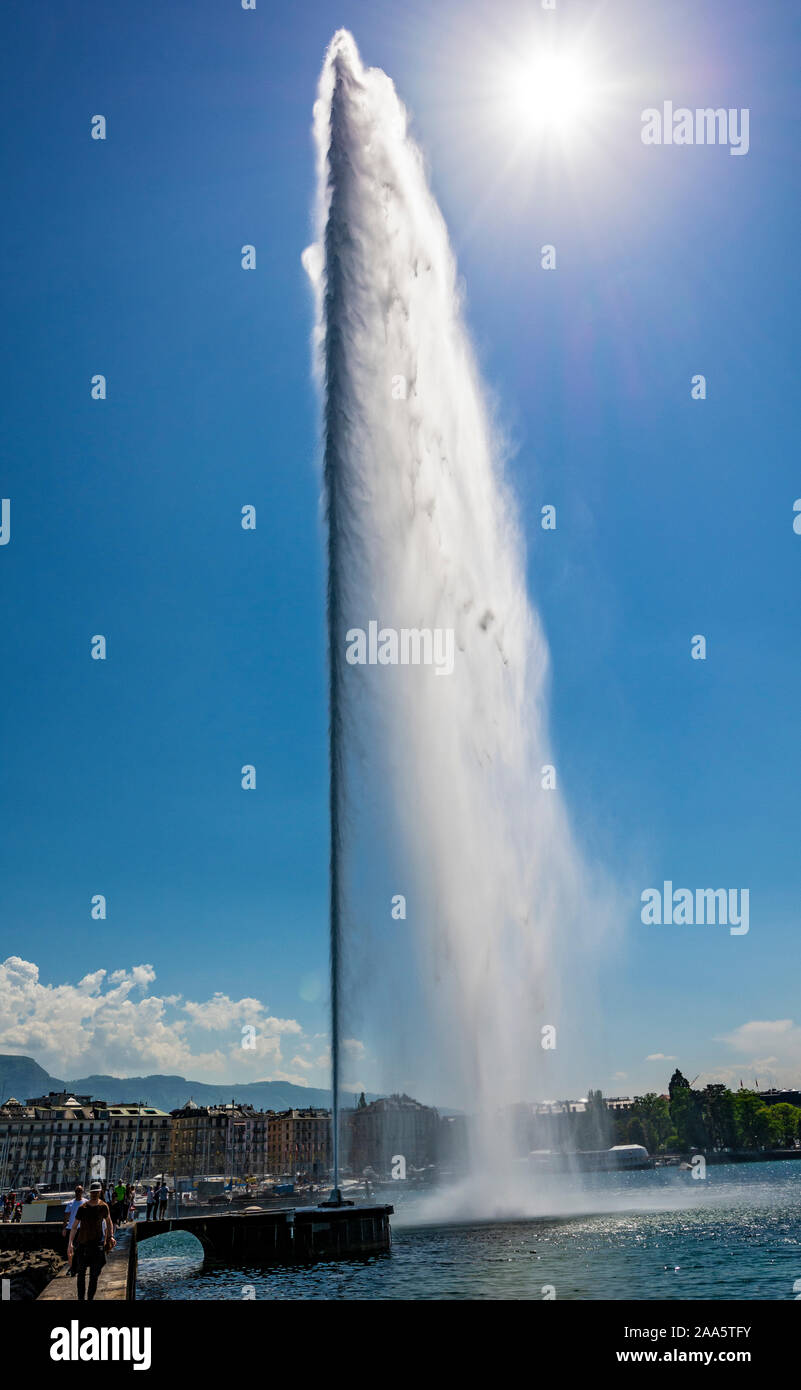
left=1, top=0, right=799, bottom=1100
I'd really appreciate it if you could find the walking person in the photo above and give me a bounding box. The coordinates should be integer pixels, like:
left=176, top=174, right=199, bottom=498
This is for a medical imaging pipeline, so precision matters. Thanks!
left=112, top=1177, right=127, bottom=1225
left=68, top=1181, right=115, bottom=1302
left=62, top=1184, right=86, bottom=1273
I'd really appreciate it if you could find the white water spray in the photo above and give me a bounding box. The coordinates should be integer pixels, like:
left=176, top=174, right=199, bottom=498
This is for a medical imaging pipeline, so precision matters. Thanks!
left=305, top=31, right=602, bottom=1217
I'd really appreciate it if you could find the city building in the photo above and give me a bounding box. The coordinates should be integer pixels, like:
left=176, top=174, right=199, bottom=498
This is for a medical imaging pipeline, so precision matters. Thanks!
left=170, top=1101, right=270, bottom=1181
left=265, top=1108, right=330, bottom=1179
left=349, top=1093, right=438, bottom=1176
left=436, top=1113, right=469, bottom=1172
left=0, top=1093, right=170, bottom=1189
left=757, top=1089, right=801, bottom=1108
left=104, top=1103, right=172, bottom=1183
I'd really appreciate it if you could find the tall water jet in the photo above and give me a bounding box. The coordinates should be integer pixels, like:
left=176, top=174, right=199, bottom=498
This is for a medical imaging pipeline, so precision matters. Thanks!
left=305, top=32, right=601, bottom=1215
left=318, top=37, right=352, bottom=1206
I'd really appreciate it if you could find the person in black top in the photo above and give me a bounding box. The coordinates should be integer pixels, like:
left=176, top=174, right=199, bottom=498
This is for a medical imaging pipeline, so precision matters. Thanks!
left=68, top=1181, right=116, bottom=1301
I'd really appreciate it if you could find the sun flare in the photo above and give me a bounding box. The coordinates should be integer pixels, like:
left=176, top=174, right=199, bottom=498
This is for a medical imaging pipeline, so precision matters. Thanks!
left=507, top=51, right=595, bottom=135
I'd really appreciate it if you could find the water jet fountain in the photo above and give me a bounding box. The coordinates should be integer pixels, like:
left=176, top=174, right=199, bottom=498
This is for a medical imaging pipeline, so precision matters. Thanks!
left=304, top=30, right=595, bottom=1230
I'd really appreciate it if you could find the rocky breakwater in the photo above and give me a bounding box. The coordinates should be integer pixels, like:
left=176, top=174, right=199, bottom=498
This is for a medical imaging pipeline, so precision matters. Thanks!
left=0, top=1248, right=64, bottom=1299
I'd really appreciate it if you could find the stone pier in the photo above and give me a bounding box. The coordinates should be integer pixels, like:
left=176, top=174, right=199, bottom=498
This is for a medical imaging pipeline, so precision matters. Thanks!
left=0, top=1203, right=393, bottom=1300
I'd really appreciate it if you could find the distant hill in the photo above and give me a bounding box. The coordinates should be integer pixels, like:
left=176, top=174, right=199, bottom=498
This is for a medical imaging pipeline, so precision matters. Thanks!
left=0, top=1055, right=371, bottom=1113
left=68, top=1073, right=340, bottom=1113
left=0, top=1055, right=64, bottom=1104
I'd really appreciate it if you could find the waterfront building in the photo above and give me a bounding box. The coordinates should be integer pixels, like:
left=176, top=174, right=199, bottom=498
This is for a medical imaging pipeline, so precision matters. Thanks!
left=170, top=1101, right=270, bottom=1181
left=349, top=1093, right=438, bottom=1176
left=0, top=1094, right=170, bottom=1189
left=265, top=1107, right=331, bottom=1179
left=104, top=1103, right=172, bottom=1182
left=436, top=1113, right=469, bottom=1171
left=757, top=1088, right=801, bottom=1109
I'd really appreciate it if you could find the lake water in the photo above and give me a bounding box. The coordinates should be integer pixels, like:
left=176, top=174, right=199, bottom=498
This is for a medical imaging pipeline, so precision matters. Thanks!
left=135, top=1161, right=801, bottom=1301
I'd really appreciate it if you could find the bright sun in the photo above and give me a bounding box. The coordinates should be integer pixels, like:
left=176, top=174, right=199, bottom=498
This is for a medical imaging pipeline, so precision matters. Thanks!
left=507, top=52, right=593, bottom=135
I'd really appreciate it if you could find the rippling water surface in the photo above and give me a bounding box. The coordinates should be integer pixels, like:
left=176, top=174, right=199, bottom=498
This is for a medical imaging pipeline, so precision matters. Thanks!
left=136, top=1162, right=801, bottom=1301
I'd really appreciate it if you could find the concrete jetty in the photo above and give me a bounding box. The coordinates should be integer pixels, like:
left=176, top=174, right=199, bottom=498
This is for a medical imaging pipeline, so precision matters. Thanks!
left=0, top=1203, right=393, bottom=1300
left=38, top=1228, right=135, bottom=1302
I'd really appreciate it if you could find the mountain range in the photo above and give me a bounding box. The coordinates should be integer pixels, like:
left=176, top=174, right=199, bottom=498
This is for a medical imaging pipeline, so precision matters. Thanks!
left=0, top=1054, right=359, bottom=1113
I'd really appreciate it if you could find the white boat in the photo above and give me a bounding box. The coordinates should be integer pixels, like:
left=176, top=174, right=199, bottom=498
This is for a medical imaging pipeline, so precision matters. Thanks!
left=529, top=1144, right=653, bottom=1173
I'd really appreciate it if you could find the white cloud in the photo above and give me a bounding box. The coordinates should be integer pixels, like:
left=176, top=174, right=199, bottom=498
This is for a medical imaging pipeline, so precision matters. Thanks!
left=720, top=1019, right=796, bottom=1048
left=0, top=956, right=324, bottom=1086
left=716, top=1019, right=801, bottom=1088
left=646, top=1053, right=677, bottom=1061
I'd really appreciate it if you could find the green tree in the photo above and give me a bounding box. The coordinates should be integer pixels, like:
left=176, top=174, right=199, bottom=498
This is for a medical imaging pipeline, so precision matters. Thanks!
left=767, top=1104, right=798, bottom=1148
left=634, top=1093, right=672, bottom=1153
left=670, top=1086, right=708, bottom=1150
left=575, top=1090, right=611, bottom=1150
left=668, top=1069, right=691, bottom=1100
left=702, top=1085, right=737, bottom=1150
left=625, top=1116, right=647, bottom=1147
left=733, top=1091, right=775, bottom=1148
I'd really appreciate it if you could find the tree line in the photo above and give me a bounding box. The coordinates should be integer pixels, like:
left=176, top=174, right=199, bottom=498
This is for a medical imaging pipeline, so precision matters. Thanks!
left=608, top=1072, right=801, bottom=1154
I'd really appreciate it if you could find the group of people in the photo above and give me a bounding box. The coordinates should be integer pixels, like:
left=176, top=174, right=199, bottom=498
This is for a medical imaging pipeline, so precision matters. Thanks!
left=61, top=1177, right=172, bottom=1302
left=145, top=1181, right=171, bottom=1221
left=2, top=1187, right=41, bottom=1221
left=0, top=1176, right=174, bottom=1300
left=104, top=1179, right=137, bottom=1224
